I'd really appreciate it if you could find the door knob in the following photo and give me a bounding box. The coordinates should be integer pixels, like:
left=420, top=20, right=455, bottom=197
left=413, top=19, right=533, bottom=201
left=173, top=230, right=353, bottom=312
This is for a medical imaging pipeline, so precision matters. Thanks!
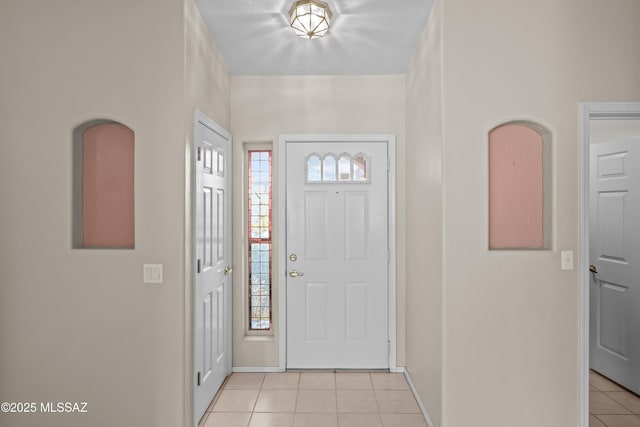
left=589, top=265, right=598, bottom=274
left=289, top=270, right=304, bottom=278
left=224, top=266, right=233, bottom=275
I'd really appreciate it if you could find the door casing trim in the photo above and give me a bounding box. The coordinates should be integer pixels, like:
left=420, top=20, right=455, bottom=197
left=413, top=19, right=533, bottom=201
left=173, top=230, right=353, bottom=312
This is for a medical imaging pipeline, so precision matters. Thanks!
left=579, top=102, right=640, bottom=427
left=278, top=134, right=398, bottom=371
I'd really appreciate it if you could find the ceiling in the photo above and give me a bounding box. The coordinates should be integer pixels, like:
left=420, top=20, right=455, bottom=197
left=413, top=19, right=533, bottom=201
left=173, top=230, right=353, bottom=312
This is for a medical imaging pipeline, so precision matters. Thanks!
left=195, top=0, right=434, bottom=75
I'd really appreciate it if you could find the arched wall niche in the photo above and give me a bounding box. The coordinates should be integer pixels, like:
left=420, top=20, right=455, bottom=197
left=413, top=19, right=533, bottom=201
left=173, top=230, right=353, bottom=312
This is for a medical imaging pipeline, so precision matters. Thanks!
left=488, top=120, right=552, bottom=250
left=72, top=119, right=135, bottom=249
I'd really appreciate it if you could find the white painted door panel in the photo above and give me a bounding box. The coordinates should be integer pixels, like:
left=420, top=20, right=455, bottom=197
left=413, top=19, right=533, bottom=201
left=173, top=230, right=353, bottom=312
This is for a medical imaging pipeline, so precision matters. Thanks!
left=194, top=118, right=231, bottom=424
left=286, top=142, right=388, bottom=369
left=590, top=137, right=640, bottom=394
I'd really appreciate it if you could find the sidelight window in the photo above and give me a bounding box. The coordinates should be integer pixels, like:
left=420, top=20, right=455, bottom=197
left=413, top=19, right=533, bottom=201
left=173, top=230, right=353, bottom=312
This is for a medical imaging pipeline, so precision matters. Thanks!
left=248, top=150, right=272, bottom=330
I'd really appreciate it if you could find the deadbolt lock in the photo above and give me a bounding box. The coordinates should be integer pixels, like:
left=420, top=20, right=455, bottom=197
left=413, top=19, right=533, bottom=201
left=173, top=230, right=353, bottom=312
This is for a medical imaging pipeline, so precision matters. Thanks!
left=289, top=254, right=298, bottom=262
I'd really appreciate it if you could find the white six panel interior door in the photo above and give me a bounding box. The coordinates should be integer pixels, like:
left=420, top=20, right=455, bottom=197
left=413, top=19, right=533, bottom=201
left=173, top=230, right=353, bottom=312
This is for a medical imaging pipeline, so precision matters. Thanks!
left=590, top=136, right=640, bottom=394
left=194, top=118, right=231, bottom=423
left=286, top=141, right=389, bottom=369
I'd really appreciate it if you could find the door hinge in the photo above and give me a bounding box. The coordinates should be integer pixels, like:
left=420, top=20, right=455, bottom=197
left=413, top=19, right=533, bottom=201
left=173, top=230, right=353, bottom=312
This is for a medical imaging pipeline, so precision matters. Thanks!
left=197, top=371, right=201, bottom=386
left=387, top=157, right=390, bottom=172
left=197, top=259, right=201, bottom=273
left=388, top=249, right=391, bottom=264
left=197, top=147, right=202, bottom=161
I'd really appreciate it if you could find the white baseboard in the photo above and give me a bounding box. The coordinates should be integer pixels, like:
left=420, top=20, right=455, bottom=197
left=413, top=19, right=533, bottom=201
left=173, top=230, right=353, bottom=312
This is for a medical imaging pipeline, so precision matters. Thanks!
left=232, top=366, right=285, bottom=373
left=403, top=368, right=435, bottom=427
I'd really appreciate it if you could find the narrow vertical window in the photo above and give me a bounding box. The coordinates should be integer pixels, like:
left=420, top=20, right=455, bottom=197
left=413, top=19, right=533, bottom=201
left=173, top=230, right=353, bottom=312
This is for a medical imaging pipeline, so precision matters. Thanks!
left=338, top=155, right=351, bottom=181
left=307, top=154, right=322, bottom=182
left=248, top=150, right=272, bottom=330
left=353, top=154, right=368, bottom=181
left=323, top=155, right=337, bottom=181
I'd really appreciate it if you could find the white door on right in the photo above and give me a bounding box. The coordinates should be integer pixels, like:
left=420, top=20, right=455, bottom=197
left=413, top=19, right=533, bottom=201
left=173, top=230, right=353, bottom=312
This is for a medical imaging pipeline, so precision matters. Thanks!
left=590, top=136, right=640, bottom=394
left=286, top=141, right=389, bottom=369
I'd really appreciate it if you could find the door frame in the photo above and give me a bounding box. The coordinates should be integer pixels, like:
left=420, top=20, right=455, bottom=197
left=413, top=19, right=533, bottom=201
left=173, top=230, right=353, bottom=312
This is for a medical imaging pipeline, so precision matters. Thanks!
left=277, top=134, right=398, bottom=371
left=189, top=110, right=233, bottom=427
left=579, top=102, right=640, bottom=427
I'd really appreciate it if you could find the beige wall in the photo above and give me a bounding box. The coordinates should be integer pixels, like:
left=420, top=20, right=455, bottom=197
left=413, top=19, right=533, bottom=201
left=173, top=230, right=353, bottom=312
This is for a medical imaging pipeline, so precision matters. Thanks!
left=441, top=0, right=640, bottom=426
left=405, top=0, right=444, bottom=425
left=0, top=0, right=229, bottom=426
left=184, top=0, right=231, bottom=132
left=230, top=75, right=407, bottom=367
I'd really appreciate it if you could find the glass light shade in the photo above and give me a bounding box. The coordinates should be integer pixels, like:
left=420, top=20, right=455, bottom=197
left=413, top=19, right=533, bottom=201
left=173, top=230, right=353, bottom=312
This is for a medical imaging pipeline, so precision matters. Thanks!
left=289, top=0, right=332, bottom=39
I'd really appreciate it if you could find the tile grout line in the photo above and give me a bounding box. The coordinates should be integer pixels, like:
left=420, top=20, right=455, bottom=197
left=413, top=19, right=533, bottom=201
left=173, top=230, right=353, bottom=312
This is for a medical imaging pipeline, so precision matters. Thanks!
left=248, top=374, right=267, bottom=427
left=369, top=372, right=385, bottom=426
left=292, top=373, right=300, bottom=426
left=593, top=414, right=607, bottom=427
left=334, top=372, right=338, bottom=418
left=603, top=390, right=640, bottom=414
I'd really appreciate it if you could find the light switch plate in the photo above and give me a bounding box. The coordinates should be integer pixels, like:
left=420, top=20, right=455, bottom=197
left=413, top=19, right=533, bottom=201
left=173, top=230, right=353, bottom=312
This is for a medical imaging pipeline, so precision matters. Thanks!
left=144, top=264, right=163, bottom=283
left=561, top=251, right=574, bottom=271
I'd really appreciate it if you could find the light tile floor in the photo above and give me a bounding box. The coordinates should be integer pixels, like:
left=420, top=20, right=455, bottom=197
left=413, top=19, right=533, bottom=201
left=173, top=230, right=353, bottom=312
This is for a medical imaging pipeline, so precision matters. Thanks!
left=199, top=369, right=640, bottom=427
left=590, top=370, right=640, bottom=427
left=199, top=372, right=428, bottom=427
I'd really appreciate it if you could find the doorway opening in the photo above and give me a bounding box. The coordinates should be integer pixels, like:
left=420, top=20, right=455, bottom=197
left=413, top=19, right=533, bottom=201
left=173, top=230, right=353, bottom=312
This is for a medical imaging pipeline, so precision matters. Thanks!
left=580, top=102, right=640, bottom=427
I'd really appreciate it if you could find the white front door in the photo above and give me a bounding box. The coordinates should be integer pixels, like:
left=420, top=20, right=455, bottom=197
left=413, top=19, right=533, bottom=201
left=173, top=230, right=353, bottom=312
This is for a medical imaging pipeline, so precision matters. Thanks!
left=286, top=141, right=389, bottom=369
left=590, top=136, right=640, bottom=394
left=194, top=115, right=232, bottom=423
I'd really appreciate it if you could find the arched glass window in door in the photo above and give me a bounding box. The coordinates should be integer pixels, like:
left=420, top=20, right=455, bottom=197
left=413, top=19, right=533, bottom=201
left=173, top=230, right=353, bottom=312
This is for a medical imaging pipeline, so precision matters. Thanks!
left=307, top=154, right=322, bottom=182
left=338, top=155, right=351, bottom=181
left=353, top=154, right=368, bottom=181
left=306, top=152, right=370, bottom=183
left=323, top=155, right=337, bottom=181
left=489, top=121, right=551, bottom=249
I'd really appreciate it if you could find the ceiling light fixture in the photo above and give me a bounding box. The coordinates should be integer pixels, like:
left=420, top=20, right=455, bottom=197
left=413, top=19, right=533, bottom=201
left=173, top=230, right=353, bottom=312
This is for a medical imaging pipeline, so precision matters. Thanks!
left=289, top=0, right=332, bottom=39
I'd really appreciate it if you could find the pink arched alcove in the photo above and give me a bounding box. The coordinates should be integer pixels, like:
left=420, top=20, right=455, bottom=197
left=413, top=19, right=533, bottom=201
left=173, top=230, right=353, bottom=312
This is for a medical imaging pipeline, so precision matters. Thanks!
left=75, top=121, right=135, bottom=248
left=489, top=122, right=551, bottom=249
